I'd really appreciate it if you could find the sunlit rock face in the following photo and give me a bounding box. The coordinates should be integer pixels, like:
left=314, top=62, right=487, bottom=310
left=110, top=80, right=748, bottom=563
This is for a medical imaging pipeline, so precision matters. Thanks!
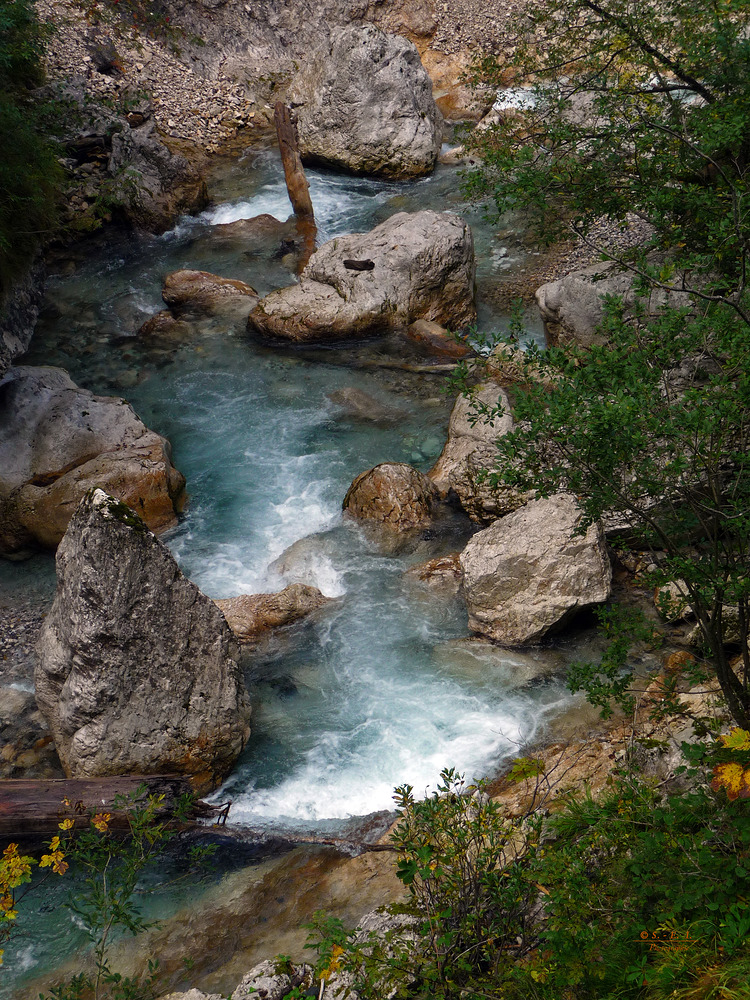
left=35, top=489, right=251, bottom=795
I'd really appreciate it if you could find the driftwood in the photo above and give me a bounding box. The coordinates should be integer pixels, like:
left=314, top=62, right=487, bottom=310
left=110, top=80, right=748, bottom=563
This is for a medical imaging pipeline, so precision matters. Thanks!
left=274, top=101, right=316, bottom=272
left=0, top=775, right=227, bottom=841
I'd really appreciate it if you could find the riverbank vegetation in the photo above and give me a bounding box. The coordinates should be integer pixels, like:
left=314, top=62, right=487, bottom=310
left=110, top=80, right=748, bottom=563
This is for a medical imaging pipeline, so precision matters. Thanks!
left=462, top=0, right=750, bottom=729
left=0, top=0, right=62, bottom=299
left=305, top=741, right=750, bottom=999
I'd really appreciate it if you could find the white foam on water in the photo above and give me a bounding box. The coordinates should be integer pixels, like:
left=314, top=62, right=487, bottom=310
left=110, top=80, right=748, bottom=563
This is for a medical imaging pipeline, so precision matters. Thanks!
left=200, top=156, right=405, bottom=244
left=226, top=700, right=534, bottom=824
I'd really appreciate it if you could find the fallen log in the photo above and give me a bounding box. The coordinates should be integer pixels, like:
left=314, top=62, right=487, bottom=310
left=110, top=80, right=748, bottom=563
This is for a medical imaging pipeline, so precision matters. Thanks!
left=274, top=101, right=316, bottom=272
left=0, top=775, right=228, bottom=841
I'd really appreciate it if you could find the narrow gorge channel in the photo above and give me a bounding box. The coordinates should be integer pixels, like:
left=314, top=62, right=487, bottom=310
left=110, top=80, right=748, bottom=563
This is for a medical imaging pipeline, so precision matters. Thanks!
left=3, top=148, right=596, bottom=996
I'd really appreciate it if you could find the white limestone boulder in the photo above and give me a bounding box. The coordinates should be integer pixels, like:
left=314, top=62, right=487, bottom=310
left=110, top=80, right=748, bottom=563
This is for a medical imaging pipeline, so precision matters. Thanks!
left=460, top=494, right=612, bottom=645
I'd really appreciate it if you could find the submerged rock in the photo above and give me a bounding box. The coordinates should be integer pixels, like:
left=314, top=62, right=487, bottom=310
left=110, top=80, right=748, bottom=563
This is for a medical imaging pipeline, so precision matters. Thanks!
left=429, top=383, right=529, bottom=524
left=162, top=269, right=259, bottom=322
left=247, top=211, right=475, bottom=344
left=289, top=25, right=442, bottom=179
left=460, top=494, right=612, bottom=645
left=35, top=489, right=251, bottom=794
left=327, top=387, right=403, bottom=424
left=137, top=310, right=192, bottom=341
left=0, top=366, right=185, bottom=558
left=214, top=584, right=332, bottom=647
left=404, top=318, right=474, bottom=359
left=343, top=463, right=441, bottom=533
left=404, top=553, right=463, bottom=594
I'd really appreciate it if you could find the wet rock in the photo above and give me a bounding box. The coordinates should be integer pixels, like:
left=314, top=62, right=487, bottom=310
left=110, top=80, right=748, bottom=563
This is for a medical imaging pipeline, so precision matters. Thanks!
left=460, top=495, right=612, bottom=645
left=162, top=269, right=259, bottom=322
left=35, top=489, right=251, bottom=794
left=536, top=261, right=692, bottom=347
left=160, top=991, right=222, bottom=1000
left=327, top=387, right=403, bottom=423
left=269, top=532, right=344, bottom=597
left=232, top=961, right=313, bottom=1000
left=248, top=211, right=475, bottom=344
left=433, top=638, right=564, bottom=686
left=0, top=366, right=185, bottom=558
left=404, top=319, right=474, bottom=359
left=0, top=262, right=45, bottom=379
left=429, top=383, right=529, bottom=523
left=404, top=553, right=463, bottom=594
left=289, top=25, right=442, bottom=179
left=344, top=463, right=441, bottom=533
left=137, top=310, right=192, bottom=341
left=214, top=584, right=332, bottom=646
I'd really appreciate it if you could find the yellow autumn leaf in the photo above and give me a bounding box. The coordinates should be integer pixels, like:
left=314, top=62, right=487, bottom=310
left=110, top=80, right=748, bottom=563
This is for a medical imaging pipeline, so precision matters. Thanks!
left=712, top=762, right=749, bottom=800
left=92, top=813, right=111, bottom=833
left=719, top=728, right=750, bottom=751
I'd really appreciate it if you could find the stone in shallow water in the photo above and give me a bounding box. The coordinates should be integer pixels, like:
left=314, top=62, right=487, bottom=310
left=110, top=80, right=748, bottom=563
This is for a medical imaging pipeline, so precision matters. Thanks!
left=343, top=462, right=442, bottom=533
left=214, top=584, right=333, bottom=647
left=35, top=489, right=251, bottom=795
left=247, top=210, right=476, bottom=345
left=460, top=494, right=612, bottom=646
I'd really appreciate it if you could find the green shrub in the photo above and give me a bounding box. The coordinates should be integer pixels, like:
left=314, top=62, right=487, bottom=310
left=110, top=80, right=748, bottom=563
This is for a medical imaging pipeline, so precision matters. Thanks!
left=304, top=747, right=750, bottom=1000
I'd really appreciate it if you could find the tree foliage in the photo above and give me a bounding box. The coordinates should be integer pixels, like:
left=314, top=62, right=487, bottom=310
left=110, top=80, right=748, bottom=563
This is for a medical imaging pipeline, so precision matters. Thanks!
left=466, top=0, right=750, bottom=302
left=0, top=0, right=61, bottom=298
left=462, top=0, right=750, bottom=728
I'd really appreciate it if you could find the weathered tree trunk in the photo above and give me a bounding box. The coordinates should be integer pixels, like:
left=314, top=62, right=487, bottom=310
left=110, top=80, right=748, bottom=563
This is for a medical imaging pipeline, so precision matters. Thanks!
left=274, top=102, right=316, bottom=272
left=0, top=775, right=226, bottom=840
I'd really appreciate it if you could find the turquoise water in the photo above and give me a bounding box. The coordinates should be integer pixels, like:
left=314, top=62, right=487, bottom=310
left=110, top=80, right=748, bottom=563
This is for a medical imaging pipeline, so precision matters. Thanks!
left=0, top=145, right=588, bottom=1000
left=19, top=149, right=561, bottom=832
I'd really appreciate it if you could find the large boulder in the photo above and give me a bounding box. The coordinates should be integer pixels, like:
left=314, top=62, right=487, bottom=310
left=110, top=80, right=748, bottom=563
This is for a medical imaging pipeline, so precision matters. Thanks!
left=536, top=262, right=692, bottom=347
left=247, top=211, right=476, bottom=344
left=460, top=494, right=612, bottom=645
left=35, top=490, right=251, bottom=794
left=289, top=25, right=442, bottom=179
left=214, top=584, right=332, bottom=647
left=429, top=383, right=529, bottom=523
left=343, top=462, right=441, bottom=533
left=0, top=366, right=185, bottom=558
left=107, top=119, right=208, bottom=232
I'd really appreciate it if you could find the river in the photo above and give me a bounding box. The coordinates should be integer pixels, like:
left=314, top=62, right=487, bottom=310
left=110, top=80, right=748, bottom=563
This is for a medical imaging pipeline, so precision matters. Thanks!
left=2, top=147, right=593, bottom=996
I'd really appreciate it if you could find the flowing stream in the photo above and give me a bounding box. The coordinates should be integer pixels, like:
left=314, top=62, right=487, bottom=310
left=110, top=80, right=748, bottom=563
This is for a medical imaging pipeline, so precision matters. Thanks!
left=3, top=148, right=593, bottom=994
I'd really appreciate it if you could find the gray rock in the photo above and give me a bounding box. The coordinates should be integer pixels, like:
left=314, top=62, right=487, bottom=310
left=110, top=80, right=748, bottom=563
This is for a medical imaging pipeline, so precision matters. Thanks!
left=289, top=25, right=442, bottom=179
left=536, top=261, right=692, bottom=347
left=248, top=210, right=475, bottom=344
left=160, top=991, right=223, bottom=1000
left=460, top=494, right=612, bottom=645
left=429, top=383, right=529, bottom=523
left=232, top=960, right=312, bottom=1000
left=344, top=462, right=441, bottom=532
left=0, top=366, right=185, bottom=558
left=214, top=584, right=332, bottom=646
left=162, top=269, right=259, bottom=321
left=108, top=119, right=208, bottom=233
left=35, top=489, right=251, bottom=795
left=0, top=263, right=45, bottom=379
